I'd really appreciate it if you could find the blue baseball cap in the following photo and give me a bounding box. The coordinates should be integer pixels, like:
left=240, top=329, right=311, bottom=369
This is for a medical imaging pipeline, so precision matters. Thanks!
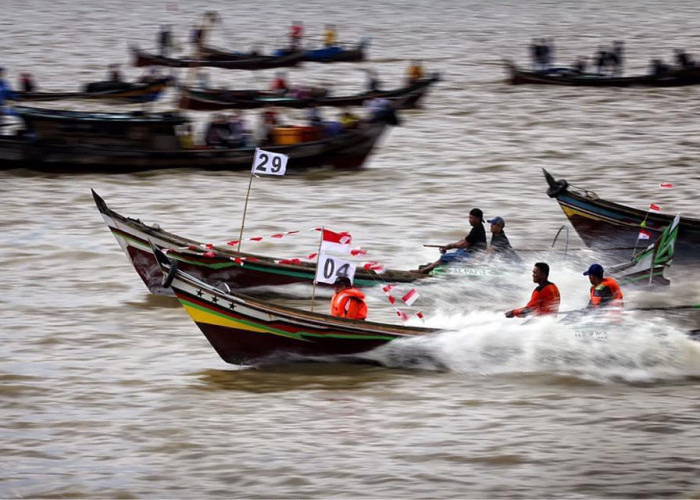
left=583, top=263, right=604, bottom=277
left=487, top=216, right=505, bottom=227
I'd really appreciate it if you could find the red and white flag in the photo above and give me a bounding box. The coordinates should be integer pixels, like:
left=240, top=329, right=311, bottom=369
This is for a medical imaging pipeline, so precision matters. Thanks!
left=649, top=203, right=661, bottom=213
left=638, top=229, right=652, bottom=240
left=660, top=183, right=674, bottom=189
left=401, top=288, right=420, bottom=306
left=320, top=228, right=352, bottom=255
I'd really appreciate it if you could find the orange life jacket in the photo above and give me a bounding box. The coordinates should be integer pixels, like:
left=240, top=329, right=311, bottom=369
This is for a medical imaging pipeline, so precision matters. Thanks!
left=589, top=277, right=624, bottom=308
left=512, top=281, right=561, bottom=317
left=330, top=288, right=367, bottom=320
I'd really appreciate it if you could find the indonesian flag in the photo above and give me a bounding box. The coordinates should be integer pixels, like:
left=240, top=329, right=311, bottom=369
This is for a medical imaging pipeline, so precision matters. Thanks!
left=660, top=183, right=674, bottom=189
left=638, top=229, right=652, bottom=240
left=401, top=288, right=420, bottom=306
left=649, top=203, right=661, bottom=213
left=320, top=228, right=352, bottom=255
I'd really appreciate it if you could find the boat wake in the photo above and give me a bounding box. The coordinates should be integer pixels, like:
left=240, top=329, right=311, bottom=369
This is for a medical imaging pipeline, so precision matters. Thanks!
left=359, top=311, right=700, bottom=383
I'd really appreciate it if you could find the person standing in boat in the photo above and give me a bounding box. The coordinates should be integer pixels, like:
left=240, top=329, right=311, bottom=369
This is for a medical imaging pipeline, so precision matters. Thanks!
left=505, top=262, right=560, bottom=318
left=158, top=25, right=173, bottom=57
left=406, top=60, right=425, bottom=85
left=289, top=21, right=304, bottom=51
left=19, top=72, right=36, bottom=93
left=107, top=64, right=123, bottom=82
left=583, top=264, right=624, bottom=309
left=485, top=216, right=522, bottom=263
left=0, top=67, right=17, bottom=131
left=330, top=276, right=367, bottom=320
left=416, top=208, right=487, bottom=274
left=323, top=24, right=337, bottom=47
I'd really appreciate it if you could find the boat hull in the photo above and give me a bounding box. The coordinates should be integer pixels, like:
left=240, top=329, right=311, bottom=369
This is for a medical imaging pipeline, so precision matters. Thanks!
left=543, top=170, right=700, bottom=263
left=94, top=191, right=421, bottom=295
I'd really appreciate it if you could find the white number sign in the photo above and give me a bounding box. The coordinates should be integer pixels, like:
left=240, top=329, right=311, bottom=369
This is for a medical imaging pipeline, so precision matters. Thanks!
left=315, top=254, right=356, bottom=285
left=252, top=148, right=288, bottom=176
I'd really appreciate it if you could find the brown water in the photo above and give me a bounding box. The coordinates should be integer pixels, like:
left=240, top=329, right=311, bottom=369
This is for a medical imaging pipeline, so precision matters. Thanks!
left=2, top=0, right=700, bottom=498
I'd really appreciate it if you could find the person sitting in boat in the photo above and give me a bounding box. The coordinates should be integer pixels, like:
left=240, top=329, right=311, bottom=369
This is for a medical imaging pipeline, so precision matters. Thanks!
left=19, top=72, right=36, bottom=93
left=323, top=24, right=337, bottom=48
left=306, top=102, right=323, bottom=127
left=505, top=262, right=561, bottom=318
left=270, top=72, right=289, bottom=95
left=226, top=111, right=248, bottom=147
left=583, top=264, right=624, bottom=309
left=176, top=123, right=195, bottom=149
left=108, top=64, right=123, bottom=82
left=485, top=216, right=522, bottom=263
left=255, top=106, right=279, bottom=145
left=650, top=58, right=669, bottom=76
left=339, top=108, right=360, bottom=129
left=416, top=208, right=487, bottom=274
left=406, top=60, right=425, bottom=85
left=0, top=67, right=16, bottom=130
left=204, top=113, right=232, bottom=148
left=365, top=69, right=382, bottom=92
left=330, top=276, right=367, bottom=320
left=572, top=57, right=587, bottom=74
left=289, top=21, right=304, bottom=51
left=674, top=49, right=695, bottom=69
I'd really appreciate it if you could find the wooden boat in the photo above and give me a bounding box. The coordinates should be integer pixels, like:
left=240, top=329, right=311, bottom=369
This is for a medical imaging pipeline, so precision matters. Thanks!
left=505, top=60, right=700, bottom=87
left=271, top=40, right=368, bottom=63
left=93, top=190, right=423, bottom=295
left=202, top=39, right=368, bottom=64
left=177, top=74, right=440, bottom=111
left=130, top=45, right=305, bottom=70
left=14, top=77, right=172, bottom=103
left=543, top=169, right=700, bottom=263
left=0, top=105, right=395, bottom=172
left=152, top=246, right=439, bottom=365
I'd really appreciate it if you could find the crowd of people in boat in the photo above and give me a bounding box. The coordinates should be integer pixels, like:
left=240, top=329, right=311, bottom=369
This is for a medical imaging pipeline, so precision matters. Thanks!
left=177, top=97, right=394, bottom=150
left=529, top=38, right=698, bottom=77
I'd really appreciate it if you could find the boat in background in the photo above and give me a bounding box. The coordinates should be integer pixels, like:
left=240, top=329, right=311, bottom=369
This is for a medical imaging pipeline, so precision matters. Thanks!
left=0, top=105, right=395, bottom=172
left=130, top=45, right=305, bottom=70
left=177, top=74, right=440, bottom=111
left=270, top=39, right=368, bottom=63
left=14, top=77, right=172, bottom=103
left=152, top=245, right=439, bottom=365
left=93, top=191, right=423, bottom=296
left=543, top=169, right=700, bottom=263
left=505, top=59, right=700, bottom=87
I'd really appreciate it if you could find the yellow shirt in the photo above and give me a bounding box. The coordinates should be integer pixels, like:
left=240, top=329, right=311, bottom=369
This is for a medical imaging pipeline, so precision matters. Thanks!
left=324, top=29, right=337, bottom=47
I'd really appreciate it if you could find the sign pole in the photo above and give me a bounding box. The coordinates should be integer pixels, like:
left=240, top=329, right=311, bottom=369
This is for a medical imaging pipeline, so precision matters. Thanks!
left=310, top=227, right=324, bottom=312
left=237, top=172, right=255, bottom=254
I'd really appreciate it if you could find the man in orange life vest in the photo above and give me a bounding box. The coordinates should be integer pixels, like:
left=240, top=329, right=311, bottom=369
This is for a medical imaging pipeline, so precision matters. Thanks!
left=330, top=276, right=368, bottom=320
left=583, top=263, right=624, bottom=309
left=505, top=262, right=561, bottom=318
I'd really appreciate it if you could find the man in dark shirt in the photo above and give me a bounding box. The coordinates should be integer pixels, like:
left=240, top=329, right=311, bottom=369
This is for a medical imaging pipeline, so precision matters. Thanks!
left=486, top=216, right=522, bottom=263
left=416, top=208, right=486, bottom=274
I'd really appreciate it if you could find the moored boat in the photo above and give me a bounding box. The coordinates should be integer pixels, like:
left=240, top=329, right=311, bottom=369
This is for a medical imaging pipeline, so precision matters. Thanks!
left=93, top=190, right=423, bottom=295
left=14, top=77, right=172, bottom=103
left=0, top=105, right=395, bottom=172
left=505, top=59, right=700, bottom=87
left=543, top=169, right=700, bottom=263
left=152, top=246, right=440, bottom=365
left=177, top=74, right=440, bottom=111
left=130, top=45, right=305, bottom=70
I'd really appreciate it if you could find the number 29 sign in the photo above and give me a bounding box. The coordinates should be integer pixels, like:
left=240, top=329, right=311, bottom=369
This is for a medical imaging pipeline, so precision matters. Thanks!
left=252, top=148, right=288, bottom=176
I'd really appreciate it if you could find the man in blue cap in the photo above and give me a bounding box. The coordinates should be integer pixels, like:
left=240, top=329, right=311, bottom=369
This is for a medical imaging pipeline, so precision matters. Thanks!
left=584, top=263, right=624, bottom=309
left=485, top=216, right=522, bottom=263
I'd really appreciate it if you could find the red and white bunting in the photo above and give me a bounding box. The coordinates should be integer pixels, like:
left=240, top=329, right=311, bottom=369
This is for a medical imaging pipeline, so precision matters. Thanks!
left=350, top=248, right=367, bottom=256
left=660, top=183, right=674, bottom=189
left=363, top=261, right=385, bottom=273
left=649, top=203, right=661, bottom=213
left=401, top=288, right=420, bottom=306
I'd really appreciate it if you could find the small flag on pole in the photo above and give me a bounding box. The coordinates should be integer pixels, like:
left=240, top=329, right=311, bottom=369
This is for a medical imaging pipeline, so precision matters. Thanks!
left=320, top=228, right=352, bottom=255
left=638, top=229, right=652, bottom=240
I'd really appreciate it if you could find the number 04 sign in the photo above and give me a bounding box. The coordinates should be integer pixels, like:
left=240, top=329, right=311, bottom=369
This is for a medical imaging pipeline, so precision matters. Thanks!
left=252, top=148, right=288, bottom=176
left=315, top=254, right=356, bottom=285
